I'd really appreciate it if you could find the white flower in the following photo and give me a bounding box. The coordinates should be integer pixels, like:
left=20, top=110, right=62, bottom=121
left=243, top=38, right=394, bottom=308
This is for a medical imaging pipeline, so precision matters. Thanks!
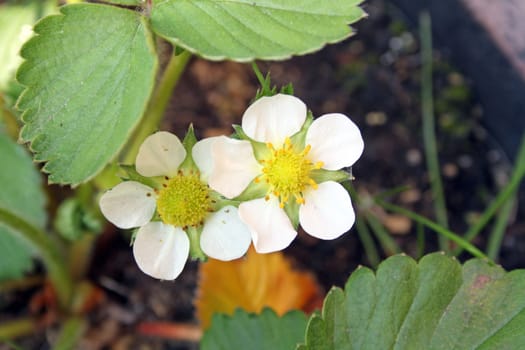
left=99, top=132, right=251, bottom=280
left=208, top=94, right=364, bottom=253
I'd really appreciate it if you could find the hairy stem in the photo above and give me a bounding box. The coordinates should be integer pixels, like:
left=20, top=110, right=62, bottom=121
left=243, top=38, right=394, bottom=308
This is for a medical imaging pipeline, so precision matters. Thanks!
left=123, top=50, right=192, bottom=164
left=0, top=207, right=73, bottom=309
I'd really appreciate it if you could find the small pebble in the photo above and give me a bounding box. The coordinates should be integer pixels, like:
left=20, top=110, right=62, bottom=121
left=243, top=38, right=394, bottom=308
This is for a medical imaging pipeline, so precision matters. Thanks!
left=405, top=148, right=422, bottom=166
left=365, top=111, right=387, bottom=126
left=442, top=163, right=459, bottom=178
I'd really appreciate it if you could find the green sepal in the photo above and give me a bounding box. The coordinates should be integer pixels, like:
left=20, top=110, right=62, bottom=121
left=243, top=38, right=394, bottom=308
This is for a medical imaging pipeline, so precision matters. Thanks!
left=54, top=198, right=102, bottom=241
left=234, top=179, right=268, bottom=202
left=311, top=169, right=352, bottom=184
left=232, top=124, right=270, bottom=160
left=283, top=200, right=300, bottom=229
left=186, top=225, right=207, bottom=261
left=290, top=112, right=314, bottom=150
left=179, top=124, right=199, bottom=172
left=209, top=192, right=241, bottom=212
left=118, top=164, right=161, bottom=189
left=252, top=64, right=295, bottom=101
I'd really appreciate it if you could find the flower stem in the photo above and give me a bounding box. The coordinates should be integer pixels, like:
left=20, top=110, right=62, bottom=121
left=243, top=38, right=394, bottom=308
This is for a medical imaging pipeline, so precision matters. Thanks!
left=123, top=50, right=192, bottom=164
left=420, top=12, right=449, bottom=252
left=0, top=207, right=73, bottom=309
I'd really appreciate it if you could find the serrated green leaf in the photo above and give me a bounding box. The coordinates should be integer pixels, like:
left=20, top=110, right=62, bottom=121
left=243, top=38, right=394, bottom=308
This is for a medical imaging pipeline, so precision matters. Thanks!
left=300, top=253, right=525, bottom=350
left=16, top=3, right=158, bottom=185
left=201, top=308, right=307, bottom=350
left=0, top=130, right=46, bottom=281
left=151, top=0, right=366, bottom=61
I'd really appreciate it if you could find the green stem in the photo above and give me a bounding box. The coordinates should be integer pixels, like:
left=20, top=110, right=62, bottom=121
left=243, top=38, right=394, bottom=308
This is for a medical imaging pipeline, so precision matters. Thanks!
left=454, top=132, right=525, bottom=255
left=487, top=195, right=516, bottom=260
left=0, top=318, right=37, bottom=340
left=420, top=12, right=449, bottom=252
left=365, top=213, right=401, bottom=256
left=355, top=216, right=380, bottom=267
left=123, top=51, right=192, bottom=164
left=376, top=199, right=490, bottom=261
left=51, top=317, right=86, bottom=350
left=0, top=207, right=73, bottom=309
left=251, top=61, right=265, bottom=86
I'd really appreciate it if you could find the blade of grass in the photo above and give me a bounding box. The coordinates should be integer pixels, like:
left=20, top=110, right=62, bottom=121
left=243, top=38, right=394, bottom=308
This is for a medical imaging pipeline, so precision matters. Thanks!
left=344, top=183, right=382, bottom=266
left=416, top=221, right=425, bottom=259
left=0, top=318, right=37, bottom=340
left=365, top=213, right=401, bottom=256
left=486, top=194, right=516, bottom=260
left=420, top=12, right=449, bottom=252
left=376, top=198, right=490, bottom=261
left=454, top=132, right=525, bottom=255
left=355, top=216, right=380, bottom=267
left=51, top=317, right=86, bottom=350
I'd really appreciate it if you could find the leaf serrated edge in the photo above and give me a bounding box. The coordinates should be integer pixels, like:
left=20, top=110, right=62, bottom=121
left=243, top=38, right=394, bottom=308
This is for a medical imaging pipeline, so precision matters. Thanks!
left=14, top=4, right=159, bottom=186
left=151, top=2, right=368, bottom=62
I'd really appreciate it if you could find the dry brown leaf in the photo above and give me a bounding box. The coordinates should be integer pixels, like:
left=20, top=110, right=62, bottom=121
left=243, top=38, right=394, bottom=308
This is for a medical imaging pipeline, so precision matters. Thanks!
left=195, top=245, right=323, bottom=329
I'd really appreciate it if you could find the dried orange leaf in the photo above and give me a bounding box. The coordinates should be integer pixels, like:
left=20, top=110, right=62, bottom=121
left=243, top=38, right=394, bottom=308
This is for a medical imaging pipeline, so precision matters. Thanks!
left=195, top=245, right=322, bottom=329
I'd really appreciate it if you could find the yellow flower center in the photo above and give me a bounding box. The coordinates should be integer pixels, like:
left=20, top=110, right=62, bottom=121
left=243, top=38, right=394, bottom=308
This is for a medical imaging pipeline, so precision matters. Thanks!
left=156, top=172, right=212, bottom=228
left=257, top=137, right=323, bottom=208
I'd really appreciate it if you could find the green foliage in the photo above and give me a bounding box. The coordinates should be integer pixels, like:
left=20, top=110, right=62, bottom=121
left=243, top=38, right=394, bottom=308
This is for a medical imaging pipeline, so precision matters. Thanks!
left=0, top=129, right=46, bottom=281
left=150, top=0, right=366, bottom=61
left=0, top=1, right=55, bottom=89
left=54, top=198, right=102, bottom=241
left=101, top=0, right=141, bottom=5
left=252, top=63, right=294, bottom=100
left=16, top=3, right=158, bottom=185
left=201, top=308, right=308, bottom=350
left=299, top=253, right=525, bottom=349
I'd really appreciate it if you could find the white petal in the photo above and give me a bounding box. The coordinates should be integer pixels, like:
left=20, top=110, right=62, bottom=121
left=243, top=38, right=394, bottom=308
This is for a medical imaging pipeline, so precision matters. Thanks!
left=133, top=222, right=189, bottom=280
left=299, top=181, right=355, bottom=239
left=99, top=181, right=156, bottom=229
left=306, top=113, right=364, bottom=170
left=136, top=131, right=186, bottom=177
left=242, top=94, right=307, bottom=146
left=238, top=197, right=297, bottom=253
left=192, top=136, right=219, bottom=181
left=200, top=205, right=251, bottom=261
left=209, top=136, right=261, bottom=199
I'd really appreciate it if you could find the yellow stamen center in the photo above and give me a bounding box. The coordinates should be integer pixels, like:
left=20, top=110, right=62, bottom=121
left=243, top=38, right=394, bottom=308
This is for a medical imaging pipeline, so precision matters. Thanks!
left=258, top=137, right=323, bottom=208
left=156, top=172, right=211, bottom=228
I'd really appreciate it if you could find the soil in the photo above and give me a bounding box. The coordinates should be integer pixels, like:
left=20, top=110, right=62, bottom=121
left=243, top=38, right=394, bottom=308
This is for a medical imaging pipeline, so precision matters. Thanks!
left=2, top=0, right=525, bottom=349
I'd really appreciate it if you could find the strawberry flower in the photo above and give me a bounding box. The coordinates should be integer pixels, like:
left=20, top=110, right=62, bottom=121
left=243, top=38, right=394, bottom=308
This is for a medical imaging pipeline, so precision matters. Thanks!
left=208, top=94, right=364, bottom=253
left=99, top=131, right=251, bottom=280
